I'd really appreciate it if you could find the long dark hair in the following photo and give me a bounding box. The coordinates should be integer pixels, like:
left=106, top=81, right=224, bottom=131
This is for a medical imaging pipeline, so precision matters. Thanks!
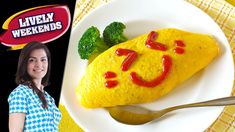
left=15, top=41, right=51, bottom=109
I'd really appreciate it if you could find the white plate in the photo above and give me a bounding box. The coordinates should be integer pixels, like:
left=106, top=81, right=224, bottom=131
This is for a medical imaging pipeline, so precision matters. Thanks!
left=61, top=0, right=234, bottom=131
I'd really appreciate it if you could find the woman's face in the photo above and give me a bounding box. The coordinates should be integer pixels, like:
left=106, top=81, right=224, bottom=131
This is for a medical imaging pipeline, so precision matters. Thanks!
left=27, top=49, right=48, bottom=81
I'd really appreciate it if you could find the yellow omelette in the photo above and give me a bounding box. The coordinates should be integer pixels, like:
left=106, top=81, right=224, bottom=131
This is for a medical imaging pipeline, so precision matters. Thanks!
left=76, top=28, right=219, bottom=108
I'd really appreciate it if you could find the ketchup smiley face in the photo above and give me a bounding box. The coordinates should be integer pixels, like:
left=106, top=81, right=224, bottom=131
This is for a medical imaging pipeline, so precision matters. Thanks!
left=104, top=31, right=185, bottom=88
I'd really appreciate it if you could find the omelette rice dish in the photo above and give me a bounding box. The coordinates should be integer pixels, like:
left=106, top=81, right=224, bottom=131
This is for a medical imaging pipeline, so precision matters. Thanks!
left=76, top=28, right=219, bottom=108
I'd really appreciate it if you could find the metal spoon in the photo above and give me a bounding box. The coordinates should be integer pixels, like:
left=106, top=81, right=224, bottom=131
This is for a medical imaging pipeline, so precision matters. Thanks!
left=106, top=96, right=235, bottom=125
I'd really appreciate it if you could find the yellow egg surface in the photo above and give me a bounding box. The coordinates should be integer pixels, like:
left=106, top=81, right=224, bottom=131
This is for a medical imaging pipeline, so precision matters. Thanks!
left=76, top=28, right=219, bottom=108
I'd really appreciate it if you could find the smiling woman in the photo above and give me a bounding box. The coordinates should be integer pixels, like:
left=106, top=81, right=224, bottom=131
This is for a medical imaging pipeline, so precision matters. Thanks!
left=8, top=41, right=61, bottom=132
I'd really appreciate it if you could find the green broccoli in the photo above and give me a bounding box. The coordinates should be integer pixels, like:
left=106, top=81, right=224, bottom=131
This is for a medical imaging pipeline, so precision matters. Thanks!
left=103, top=22, right=127, bottom=46
left=78, top=26, right=109, bottom=60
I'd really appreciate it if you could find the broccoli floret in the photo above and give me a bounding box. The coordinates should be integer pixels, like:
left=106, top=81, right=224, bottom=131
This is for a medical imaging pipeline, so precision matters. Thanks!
left=78, top=26, right=109, bottom=60
left=103, top=22, right=127, bottom=46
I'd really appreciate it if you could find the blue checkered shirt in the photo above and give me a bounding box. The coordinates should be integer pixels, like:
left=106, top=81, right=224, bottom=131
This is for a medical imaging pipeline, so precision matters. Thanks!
left=8, top=84, right=62, bottom=132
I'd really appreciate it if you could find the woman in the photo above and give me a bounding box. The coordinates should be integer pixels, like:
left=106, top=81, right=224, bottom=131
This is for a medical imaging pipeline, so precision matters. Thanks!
left=8, top=41, right=61, bottom=132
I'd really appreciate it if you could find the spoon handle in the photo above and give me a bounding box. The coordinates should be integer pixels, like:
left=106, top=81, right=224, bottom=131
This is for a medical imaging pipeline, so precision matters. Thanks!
left=166, top=96, right=235, bottom=112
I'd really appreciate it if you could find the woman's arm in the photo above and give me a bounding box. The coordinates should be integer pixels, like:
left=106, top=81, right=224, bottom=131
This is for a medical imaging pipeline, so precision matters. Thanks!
left=9, top=113, right=25, bottom=132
